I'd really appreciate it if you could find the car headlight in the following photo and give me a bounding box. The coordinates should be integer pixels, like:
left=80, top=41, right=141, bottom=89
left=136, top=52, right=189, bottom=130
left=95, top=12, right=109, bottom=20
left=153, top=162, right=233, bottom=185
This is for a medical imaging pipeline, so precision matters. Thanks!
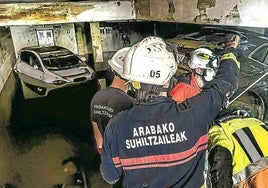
left=52, top=80, right=67, bottom=85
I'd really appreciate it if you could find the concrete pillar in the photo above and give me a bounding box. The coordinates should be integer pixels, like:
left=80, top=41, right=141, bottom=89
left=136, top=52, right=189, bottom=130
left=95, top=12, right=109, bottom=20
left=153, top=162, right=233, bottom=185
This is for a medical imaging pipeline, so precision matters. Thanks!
left=90, top=22, right=106, bottom=72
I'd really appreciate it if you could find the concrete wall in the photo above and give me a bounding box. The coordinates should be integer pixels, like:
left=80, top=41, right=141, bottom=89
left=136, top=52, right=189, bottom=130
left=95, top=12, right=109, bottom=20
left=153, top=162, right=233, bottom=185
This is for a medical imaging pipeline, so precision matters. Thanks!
left=93, top=22, right=154, bottom=71
left=10, top=23, right=78, bottom=57
left=0, top=21, right=153, bottom=93
left=0, top=27, right=16, bottom=94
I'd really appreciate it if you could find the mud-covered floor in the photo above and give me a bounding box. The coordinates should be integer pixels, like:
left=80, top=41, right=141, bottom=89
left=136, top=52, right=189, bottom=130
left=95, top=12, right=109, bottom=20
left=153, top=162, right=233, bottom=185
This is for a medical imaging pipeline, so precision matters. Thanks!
left=0, top=72, right=110, bottom=188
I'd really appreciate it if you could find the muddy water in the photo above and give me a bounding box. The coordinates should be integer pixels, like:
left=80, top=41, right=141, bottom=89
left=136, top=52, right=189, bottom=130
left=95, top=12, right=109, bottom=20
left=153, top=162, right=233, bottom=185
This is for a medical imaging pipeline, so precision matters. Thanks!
left=0, top=73, right=111, bottom=187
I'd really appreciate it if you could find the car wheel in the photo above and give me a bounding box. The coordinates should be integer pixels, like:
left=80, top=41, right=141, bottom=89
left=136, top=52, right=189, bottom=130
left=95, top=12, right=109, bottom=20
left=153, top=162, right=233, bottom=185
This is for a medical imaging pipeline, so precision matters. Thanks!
left=229, top=91, right=266, bottom=120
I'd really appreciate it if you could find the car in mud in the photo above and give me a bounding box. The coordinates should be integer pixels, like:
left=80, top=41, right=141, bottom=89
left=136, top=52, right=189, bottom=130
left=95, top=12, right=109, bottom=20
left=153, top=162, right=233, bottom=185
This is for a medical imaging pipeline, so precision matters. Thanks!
left=14, top=45, right=96, bottom=100
left=167, top=26, right=268, bottom=122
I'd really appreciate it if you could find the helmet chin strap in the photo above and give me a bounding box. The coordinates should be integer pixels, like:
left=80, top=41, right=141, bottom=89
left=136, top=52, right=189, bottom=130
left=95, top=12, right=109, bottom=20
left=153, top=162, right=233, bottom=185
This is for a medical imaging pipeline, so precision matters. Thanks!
left=193, top=70, right=208, bottom=89
left=194, top=70, right=206, bottom=82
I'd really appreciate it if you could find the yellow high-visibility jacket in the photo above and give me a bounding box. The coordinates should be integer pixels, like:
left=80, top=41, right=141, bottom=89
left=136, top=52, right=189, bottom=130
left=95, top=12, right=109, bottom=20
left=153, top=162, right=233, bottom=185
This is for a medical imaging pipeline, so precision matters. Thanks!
left=209, top=117, right=268, bottom=188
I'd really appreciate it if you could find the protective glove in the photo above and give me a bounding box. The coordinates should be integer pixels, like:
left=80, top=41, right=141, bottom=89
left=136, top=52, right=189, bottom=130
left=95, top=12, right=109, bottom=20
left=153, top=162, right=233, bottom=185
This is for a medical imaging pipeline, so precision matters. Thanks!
left=222, top=34, right=241, bottom=56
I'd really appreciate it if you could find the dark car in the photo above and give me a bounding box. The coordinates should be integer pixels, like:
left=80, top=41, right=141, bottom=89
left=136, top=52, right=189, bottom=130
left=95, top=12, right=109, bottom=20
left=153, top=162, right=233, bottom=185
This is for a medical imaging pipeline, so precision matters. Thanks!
left=14, top=45, right=96, bottom=99
left=167, top=26, right=268, bottom=122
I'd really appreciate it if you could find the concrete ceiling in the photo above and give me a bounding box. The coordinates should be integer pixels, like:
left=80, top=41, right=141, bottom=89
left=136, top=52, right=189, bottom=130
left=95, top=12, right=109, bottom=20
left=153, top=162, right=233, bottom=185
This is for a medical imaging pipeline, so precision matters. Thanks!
left=0, top=1, right=135, bottom=26
left=0, top=0, right=97, bottom=3
left=0, top=0, right=268, bottom=28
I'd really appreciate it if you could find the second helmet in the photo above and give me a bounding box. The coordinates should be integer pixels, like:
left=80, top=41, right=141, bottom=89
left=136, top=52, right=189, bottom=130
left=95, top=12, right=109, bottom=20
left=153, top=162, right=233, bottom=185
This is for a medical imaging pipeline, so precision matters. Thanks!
left=188, top=48, right=219, bottom=70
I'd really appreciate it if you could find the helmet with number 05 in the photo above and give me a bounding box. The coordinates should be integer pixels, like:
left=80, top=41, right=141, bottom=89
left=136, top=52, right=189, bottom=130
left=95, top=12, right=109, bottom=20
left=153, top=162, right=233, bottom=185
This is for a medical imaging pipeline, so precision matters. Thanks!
left=121, top=36, right=177, bottom=85
left=188, top=48, right=219, bottom=70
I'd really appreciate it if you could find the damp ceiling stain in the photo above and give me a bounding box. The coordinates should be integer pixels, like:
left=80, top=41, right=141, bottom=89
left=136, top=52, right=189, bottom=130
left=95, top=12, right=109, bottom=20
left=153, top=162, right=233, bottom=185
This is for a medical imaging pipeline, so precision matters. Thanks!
left=0, top=3, right=94, bottom=24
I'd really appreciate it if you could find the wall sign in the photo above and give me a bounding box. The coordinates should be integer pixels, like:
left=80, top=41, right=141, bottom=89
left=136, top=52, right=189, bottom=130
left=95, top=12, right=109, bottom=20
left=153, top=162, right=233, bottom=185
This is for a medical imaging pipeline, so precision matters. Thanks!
left=36, top=30, right=54, bottom=46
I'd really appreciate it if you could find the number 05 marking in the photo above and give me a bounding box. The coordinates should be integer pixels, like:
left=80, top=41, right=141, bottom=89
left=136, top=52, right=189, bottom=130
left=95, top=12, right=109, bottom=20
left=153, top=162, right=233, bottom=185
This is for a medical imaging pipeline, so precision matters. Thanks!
left=150, top=70, right=161, bottom=78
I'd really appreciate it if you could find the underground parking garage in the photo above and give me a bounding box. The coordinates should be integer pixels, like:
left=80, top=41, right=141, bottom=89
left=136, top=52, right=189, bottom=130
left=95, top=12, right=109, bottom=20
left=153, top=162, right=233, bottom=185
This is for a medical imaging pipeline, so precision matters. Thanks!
left=1, top=0, right=268, bottom=187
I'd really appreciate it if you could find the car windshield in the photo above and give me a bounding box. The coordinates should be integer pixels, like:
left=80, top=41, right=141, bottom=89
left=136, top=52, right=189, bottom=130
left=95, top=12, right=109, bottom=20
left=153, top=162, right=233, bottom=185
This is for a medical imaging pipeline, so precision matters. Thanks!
left=179, top=27, right=248, bottom=44
left=42, top=54, right=82, bottom=70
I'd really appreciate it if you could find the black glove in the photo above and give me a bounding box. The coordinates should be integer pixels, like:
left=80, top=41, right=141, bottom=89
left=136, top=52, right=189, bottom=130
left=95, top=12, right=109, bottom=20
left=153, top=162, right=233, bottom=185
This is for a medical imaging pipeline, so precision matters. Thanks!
left=209, top=146, right=233, bottom=188
left=222, top=34, right=240, bottom=56
left=225, top=34, right=237, bottom=44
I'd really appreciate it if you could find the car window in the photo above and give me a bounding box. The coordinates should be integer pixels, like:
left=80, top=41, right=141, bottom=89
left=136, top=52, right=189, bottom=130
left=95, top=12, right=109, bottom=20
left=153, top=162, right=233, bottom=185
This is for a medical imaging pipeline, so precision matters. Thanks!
left=20, top=51, right=32, bottom=65
left=42, top=55, right=82, bottom=70
left=250, top=45, right=268, bottom=64
left=30, top=55, right=42, bottom=70
left=20, top=51, right=42, bottom=70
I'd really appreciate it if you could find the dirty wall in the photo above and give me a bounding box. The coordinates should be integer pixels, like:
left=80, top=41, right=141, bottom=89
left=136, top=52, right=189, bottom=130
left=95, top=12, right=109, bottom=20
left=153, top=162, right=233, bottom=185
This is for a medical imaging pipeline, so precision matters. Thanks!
left=136, top=0, right=268, bottom=28
left=0, top=27, right=15, bottom=94
left=0, top=21, right=155, bottom=93
left=10, top=23, right=78, bottom=57
left=97, top=21, right=155, bottom=71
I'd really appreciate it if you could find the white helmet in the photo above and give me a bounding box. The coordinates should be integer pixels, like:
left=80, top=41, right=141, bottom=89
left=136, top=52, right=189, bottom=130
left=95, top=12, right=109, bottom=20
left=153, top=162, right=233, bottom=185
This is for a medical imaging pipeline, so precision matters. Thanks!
left=108, top=47, right=131, bottom=75
left=188, top=48, right=219, bottom=70
left=122, top=36, right=177, bottom=85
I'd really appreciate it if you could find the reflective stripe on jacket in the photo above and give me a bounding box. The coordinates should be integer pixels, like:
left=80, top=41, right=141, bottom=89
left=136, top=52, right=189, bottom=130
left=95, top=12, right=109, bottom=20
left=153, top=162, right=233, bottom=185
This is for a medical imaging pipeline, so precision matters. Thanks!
left=209, top=117, right=268, bottom=187
left=101, top=54, right=240, bottom=188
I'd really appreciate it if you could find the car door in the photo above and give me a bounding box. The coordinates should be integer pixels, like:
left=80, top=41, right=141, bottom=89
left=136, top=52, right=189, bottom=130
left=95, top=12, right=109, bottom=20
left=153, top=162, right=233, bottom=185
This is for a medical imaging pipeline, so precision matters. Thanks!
left=237, top=43, right=268, bottom=88
left=15, top=51, right=46, bottom=91
left=249, top=43, right=268, bottom=65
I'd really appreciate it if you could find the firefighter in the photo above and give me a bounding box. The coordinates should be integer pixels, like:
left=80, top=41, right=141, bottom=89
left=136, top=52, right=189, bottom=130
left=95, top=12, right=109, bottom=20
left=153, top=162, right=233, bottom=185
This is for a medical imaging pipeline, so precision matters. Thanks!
left=208, top=105, right=268, bottom=188
left=100, top=35, right=240, bottom=188
left=90, top=47, right=136, bottom=155
left=170, top=47, right=220, bottom=103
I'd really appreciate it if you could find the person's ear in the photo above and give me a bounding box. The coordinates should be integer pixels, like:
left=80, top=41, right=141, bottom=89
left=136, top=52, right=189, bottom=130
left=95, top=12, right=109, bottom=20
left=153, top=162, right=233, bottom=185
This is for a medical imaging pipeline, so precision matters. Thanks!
left=163, top=81, right=170, bottom=89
